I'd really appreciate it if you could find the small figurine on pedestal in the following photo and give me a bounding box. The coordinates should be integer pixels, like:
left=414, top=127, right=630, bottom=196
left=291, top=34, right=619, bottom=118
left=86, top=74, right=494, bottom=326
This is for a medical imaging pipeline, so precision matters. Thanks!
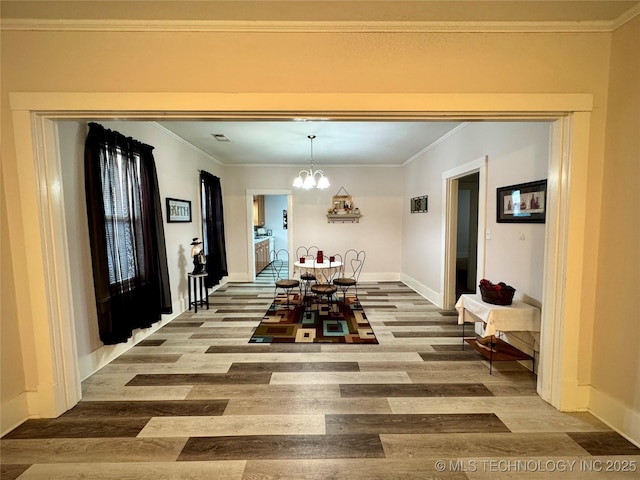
left=190, top=238, right=206, bottom=274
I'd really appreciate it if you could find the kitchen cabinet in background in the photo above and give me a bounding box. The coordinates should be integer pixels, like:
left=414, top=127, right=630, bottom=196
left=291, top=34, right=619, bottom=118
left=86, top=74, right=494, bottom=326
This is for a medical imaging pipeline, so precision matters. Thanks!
left=253, top=195, right=265, bottom=226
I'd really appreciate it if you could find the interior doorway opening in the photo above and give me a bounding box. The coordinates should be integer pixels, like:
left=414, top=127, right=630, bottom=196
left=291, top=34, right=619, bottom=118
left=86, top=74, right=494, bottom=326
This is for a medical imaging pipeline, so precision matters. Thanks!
left=246, top=190, right=293, bottom=281
left=11, top=92, right=589, bottom=425
left=455, top=172, right=480, bottom=300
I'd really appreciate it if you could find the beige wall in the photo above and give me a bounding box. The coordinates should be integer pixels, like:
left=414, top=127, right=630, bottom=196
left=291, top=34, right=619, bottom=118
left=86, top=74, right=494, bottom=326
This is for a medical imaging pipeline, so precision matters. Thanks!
left=591, top=15, right=640, bottom=438
left=0, top=18, right=636, bottom=440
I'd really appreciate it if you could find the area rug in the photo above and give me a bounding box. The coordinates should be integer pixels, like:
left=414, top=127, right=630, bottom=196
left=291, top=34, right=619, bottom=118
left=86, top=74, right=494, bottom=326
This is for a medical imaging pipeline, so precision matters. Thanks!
left=249, top=293, right=378, bottom=344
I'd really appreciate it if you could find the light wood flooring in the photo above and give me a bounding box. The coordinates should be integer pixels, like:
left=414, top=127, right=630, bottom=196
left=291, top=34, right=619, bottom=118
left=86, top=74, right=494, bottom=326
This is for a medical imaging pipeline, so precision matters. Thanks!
left=2, top=281, right=639, bottom=479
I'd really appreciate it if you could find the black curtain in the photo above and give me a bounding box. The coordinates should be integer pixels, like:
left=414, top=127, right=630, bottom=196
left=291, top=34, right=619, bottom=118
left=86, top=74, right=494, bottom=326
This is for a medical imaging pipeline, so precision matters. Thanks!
left=200, top=171, right=228, bottom=288
left=85, top=123, right=172, bottom=345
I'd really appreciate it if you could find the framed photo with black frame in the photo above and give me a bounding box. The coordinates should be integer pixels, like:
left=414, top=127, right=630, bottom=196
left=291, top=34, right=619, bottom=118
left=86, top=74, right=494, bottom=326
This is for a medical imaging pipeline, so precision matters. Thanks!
left=166, top=197, right=192, bottom=223
left=411, top=195, right=428, bottom=213
left=497, top=179, right=547, bottom=223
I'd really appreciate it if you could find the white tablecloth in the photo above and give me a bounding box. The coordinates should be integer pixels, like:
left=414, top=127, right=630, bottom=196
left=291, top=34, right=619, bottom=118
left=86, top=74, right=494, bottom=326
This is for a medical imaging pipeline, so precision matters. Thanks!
left=293, top=257, right=342, bottom=273
left=455, top=294, right=541, bottom=337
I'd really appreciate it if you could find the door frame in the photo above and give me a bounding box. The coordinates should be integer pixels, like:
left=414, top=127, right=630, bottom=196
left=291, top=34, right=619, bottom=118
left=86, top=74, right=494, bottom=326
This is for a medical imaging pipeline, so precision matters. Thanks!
left=245, top=189, right=293, bottom=281
left=442, top=156, right=488, bottom=311
left=7, top=92, right=592, bottom=423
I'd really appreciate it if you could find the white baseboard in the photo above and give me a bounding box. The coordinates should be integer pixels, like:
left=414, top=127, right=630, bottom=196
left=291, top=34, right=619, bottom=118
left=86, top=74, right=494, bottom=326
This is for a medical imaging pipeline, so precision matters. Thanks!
left=1, top=392, right=31, bottom=436
left=589, top=386, right=640, bottom=448
left=400, top=273, right=443, bottom=307
left=360, top=272, right=401, bottom=282
left=77, top=305, right=181, bottom=380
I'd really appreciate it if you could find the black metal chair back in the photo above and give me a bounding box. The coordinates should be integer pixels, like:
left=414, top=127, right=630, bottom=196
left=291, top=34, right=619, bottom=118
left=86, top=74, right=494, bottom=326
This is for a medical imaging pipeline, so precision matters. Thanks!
left=270, top=249, right=300, bottom=310
left=333, top=249, right=365, bottom=303
left=310, top=254, right=341, bottom=314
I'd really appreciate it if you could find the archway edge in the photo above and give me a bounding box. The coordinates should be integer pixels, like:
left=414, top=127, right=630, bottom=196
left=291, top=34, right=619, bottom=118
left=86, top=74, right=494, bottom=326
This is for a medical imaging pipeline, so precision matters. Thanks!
left=7, top=91, right=592, bottom=423
left=10, top=92, right=593, bottom=115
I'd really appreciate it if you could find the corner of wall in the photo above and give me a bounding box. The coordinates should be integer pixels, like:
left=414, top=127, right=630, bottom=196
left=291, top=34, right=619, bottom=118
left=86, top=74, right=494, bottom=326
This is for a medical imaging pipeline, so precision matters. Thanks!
left=1, top=393, right=30, bottom=436
left=400, top=273, right=443, bottom=308
left=589, top=386, right=640, bottom=447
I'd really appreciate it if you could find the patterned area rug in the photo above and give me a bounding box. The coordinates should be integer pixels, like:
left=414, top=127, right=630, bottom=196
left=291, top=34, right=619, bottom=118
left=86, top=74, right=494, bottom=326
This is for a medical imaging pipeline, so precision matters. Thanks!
left=249, top=293, right=378, bottom=344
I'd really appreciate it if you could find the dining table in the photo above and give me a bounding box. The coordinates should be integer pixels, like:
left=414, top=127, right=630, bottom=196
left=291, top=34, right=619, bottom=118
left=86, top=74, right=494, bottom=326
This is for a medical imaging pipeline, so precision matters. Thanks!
left=293, top=258, right=343, bottom=278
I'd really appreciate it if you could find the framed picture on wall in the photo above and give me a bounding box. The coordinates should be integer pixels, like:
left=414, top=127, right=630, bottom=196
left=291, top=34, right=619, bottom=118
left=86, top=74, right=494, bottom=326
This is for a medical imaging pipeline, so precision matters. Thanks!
left=411, top=195, right=428, bottom=213
left=497, top=179, right=547, bottom=223
left=166, top=198, right=192, bottom=223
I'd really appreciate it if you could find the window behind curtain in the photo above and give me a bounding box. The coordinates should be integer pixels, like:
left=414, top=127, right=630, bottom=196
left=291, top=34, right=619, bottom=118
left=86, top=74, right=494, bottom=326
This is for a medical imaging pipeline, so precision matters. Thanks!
left=102, top=148, right=144, bottom=285
left=85, top=123, right=172, bottom=345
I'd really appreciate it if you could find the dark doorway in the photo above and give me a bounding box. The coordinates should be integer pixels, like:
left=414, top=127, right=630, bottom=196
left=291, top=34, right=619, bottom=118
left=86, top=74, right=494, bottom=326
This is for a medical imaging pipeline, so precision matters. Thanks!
left=455, top=172, right=480, bottom=299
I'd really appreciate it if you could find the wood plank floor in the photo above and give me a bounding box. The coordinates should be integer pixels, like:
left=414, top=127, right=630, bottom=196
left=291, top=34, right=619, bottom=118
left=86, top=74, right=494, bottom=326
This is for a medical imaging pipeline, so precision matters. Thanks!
left=2, top=281, right=638, bottom=479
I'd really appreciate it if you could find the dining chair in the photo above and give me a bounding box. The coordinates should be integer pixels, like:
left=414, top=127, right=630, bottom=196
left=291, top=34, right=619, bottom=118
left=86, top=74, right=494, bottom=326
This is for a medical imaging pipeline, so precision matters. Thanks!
left=295, top=245, right=320, bottom=304
left=333, top=249, right=366, bottom=305
left=310, top=254, right=342, bottom=315
left=270, top=248, right=300, bottom=310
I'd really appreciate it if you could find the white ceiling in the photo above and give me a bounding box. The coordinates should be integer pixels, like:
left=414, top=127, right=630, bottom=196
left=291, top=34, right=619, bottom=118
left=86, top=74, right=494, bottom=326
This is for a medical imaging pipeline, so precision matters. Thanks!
left=157, top=120, right=463, bottom=167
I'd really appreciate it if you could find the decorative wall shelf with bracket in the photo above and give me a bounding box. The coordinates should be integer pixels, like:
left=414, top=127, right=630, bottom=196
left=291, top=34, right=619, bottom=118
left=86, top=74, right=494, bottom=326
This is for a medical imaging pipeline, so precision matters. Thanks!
left=327, top=186, right=362, bottom=223
left=327, top=213, right=362, bottom=223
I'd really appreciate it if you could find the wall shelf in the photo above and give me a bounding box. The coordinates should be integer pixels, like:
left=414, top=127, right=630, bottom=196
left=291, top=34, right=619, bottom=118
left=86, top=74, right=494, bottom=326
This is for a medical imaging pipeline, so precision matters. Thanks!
left=327, top=213, right=361, bottom=223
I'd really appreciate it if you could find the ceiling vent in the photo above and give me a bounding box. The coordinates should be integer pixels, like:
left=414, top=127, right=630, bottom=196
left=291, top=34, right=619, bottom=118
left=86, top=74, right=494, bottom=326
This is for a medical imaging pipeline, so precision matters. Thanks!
left=211, top=134, right=230, bottom=142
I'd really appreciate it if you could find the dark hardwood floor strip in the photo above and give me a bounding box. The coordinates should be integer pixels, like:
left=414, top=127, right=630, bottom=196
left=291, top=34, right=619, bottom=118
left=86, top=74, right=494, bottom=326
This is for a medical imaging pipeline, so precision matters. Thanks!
left=163, top=322, right=205, bottom=328
left=61, top=400, right=228, bottom=418
left=359, top=305, right=398, bottom=309
left=340, top=383, right=493, bottom=397
left=136, top=339, right=166, bottom=346
left=418, top=351, right=483, bottom=361
left=214, top=308, right=272, bottom=314
left=325, top=413, right=510, bottom=434
left=227, top=362, right=360, bottom=373
left=221, top=317, right=263, bottom=322
left=111, top=354, right=183, bottom=364
left=190, top=332, right=257, bottom=339
left=567, top=432, right=640, bottom=455
left=431, top=344, right=468, bottom=351
left=0, top=464, right=30, bottom=480
left=125, top=373, right=272, bottom=386
left=392, top=331, right=463, bottom=338
left=383, top=320, right=459, bottom=326
left=178, top=434, right=385, bottom=461
left=206, top=345, right=322, bottom=353
left=439, top=310, right=459, bottom=316
left=2, top=418, right=150, bottom=439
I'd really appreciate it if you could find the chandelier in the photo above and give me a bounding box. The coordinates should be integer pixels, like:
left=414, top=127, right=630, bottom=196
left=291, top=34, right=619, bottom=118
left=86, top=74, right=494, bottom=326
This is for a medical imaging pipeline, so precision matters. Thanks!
left=293, top=135, right=330, bottom=189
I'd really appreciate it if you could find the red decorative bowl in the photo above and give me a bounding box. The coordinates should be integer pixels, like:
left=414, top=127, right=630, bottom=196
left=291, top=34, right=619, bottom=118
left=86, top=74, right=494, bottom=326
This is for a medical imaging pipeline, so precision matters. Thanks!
left=479, top=280, right=515, bottom=305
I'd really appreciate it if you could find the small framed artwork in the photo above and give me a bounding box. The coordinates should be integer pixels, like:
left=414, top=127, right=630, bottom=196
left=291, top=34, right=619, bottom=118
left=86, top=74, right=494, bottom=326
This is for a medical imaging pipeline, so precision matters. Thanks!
left=497, top=179, right=547, bottom=223
left=411, top=195, right=428, bottom=213
left=166, top=198, right=192, bottom=223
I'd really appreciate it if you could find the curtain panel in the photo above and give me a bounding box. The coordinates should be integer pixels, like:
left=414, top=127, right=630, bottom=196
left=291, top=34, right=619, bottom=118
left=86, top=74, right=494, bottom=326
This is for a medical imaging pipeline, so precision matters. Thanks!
left=200, top=171, right=228, bottom=288
left=84, top=123, right=172, bottom=344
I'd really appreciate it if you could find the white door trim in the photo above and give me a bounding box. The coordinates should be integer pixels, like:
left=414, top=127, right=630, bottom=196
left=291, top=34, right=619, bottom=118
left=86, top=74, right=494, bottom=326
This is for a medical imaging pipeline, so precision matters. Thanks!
left=245, top=189, right=293, bottom=281
left=7, top=92, right=592, bottom=423
left=442, top=156, right=488, bottom=311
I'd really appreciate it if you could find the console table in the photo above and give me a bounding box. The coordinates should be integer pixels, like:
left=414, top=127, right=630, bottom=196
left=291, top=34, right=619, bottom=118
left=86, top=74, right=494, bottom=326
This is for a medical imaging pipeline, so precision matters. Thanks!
left=455, top=294, right=541, bottom=373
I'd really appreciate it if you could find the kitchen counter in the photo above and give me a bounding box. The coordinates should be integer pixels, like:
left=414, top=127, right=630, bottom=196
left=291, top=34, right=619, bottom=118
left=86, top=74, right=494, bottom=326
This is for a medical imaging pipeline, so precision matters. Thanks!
left=253, top=236, right=272, bottom=244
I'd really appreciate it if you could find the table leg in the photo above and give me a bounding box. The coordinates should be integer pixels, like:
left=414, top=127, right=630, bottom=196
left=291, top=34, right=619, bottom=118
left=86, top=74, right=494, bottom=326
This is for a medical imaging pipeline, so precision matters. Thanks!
left=193, top=277, right=198, bottom=313
left=489, top=336, right=493, bottom=375
left=188, top=276, right=192, bottom=311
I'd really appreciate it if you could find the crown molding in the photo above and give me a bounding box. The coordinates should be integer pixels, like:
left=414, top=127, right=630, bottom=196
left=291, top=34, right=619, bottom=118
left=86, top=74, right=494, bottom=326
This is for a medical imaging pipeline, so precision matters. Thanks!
left=611, top=2, right=640, bottom=30
left=0, top=18, right=622, bottom=33
left=403, top=122, right=470, bottom=166
left=150, top=122, right=224, bottom=167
